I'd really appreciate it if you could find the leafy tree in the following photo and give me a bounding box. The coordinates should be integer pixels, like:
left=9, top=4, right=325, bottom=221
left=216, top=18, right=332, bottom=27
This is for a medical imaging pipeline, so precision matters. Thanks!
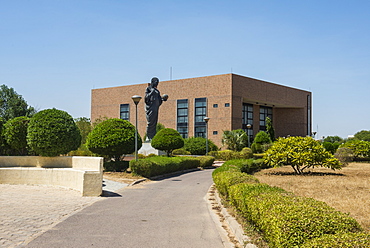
left=27, top=108, right=81, bottom=156
left=0, top=85, right=36, bottom=121
left=354, top=130, right=370, bottom=142
left=323, top=135, right=344, bottom=144
left=86, top=118, right=141, bottom=161
left=222, top=129, right=248, bottom=151
left=340, top=139, right=370, bottom=159
left=4, top=116, right=30, bottom=155
left=183, top=137, right=218, bottom=155
left=75, top=117, right=92, bottom=144
left=151, top=128, right=184, bottom=156
left=266, top=117, right=275, bottom=142
left=251, top=131, right=272, bottom=153
left=264, top=136, right=341, bottom=174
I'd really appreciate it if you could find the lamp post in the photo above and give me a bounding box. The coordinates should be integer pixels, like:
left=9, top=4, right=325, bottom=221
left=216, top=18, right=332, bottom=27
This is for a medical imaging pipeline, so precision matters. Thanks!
left=204, top=117, right=210, bottom=155
left=246, top=123, right=252, bottom=147
left=132, top=95, right=142, bottom=161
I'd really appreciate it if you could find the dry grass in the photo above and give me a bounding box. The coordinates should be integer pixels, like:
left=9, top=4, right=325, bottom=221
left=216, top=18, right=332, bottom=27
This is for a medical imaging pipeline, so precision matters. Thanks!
left=254, top=162, right=370, bottom=232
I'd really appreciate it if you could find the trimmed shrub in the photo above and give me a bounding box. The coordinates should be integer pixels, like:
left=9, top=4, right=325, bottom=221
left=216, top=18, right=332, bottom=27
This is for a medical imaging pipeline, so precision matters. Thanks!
left=129, top=156, right=200, bottom=177
left=197, top=156, right=215, bottom=168
left=151, top=128, right=184, bottom=156
left=86, top=118, right=141, bottom=161
left=104, top=161, right=130, bottom=172
left=4, top=116, right=30, bottom=155
left=213, top=171, right=259, bottom=197
left=251, top=131, right=272, bottom=153
left=172, top=148, right=191, bottom=155
left=27, top=109, right=81, bottom=156
left=228, top=183, right=362, bottom=247
left=183, top=137, right=218, bottom=155
left=240, top=147, right=253, bottom=159
left=301, top=232, right=370, bottom=248
left=223, top=159, right=266, bottom=174
left=212, top=164, right=241, bottom=176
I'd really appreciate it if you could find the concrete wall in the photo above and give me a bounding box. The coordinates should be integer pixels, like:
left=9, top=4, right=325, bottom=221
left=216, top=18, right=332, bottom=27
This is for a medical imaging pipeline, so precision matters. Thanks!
left=0, top=156, right=103, bottom=196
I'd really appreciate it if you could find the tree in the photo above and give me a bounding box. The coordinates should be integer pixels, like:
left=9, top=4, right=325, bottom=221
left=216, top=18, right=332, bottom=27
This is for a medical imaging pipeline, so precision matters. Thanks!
left=264, top=136, right=341, bottom=174
left=251, top=131, right=272, bottom=153
left=86, top=118, right=141, bottom=161
left=0, top=85, right=36, bottom=121
left=222, top=129, right=248, bottom=151
left=151, top=128, right=184, bottom=156
left=266, top=117, right=275, bottom=142
left=354, top=130, right=370, bottom=142
left=4, top=116, right=30, bottom=155
left=183, top=137, right=218, bottom=155
left=323, top=135, right=344, bottom=144
left=27, top=108, right=81, bottom=157
left=340, top=139, right=370, bottom=159
left=75, top=117, right=92, bottom=144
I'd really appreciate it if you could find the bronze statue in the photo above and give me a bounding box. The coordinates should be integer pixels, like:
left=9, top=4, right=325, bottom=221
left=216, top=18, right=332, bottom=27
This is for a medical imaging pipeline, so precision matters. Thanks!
left=145, top=77, right=168, bottom=141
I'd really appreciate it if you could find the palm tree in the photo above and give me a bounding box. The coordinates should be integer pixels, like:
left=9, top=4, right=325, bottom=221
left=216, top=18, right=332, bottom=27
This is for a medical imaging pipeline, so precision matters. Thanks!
left=222, top=129, right=248, bottom=151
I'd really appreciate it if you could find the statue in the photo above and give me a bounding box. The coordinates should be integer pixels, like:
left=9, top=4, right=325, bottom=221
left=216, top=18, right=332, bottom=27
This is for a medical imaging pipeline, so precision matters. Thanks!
left=145, top=77, right=168, bottom=141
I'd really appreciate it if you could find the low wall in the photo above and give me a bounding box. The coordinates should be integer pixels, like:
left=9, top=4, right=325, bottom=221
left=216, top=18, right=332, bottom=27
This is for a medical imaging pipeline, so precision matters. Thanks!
left=0, top=156, right=103, bottom=196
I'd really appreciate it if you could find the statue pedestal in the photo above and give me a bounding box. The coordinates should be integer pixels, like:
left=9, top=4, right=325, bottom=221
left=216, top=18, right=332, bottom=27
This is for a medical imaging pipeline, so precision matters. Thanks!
left=138, top=142, right=166, bottom=156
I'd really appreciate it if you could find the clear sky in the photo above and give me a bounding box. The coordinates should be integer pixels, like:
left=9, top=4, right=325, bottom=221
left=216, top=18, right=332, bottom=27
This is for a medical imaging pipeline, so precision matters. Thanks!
left=1, top=0, right=369, bottom=139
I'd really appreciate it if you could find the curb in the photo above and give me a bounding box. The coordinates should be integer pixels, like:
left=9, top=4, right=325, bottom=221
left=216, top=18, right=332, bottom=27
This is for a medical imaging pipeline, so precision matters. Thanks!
left=209, top=184, right=258, bottom=248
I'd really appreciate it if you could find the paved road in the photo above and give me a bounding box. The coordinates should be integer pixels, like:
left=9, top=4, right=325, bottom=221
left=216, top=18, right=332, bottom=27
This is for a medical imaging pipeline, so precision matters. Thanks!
left=25, top=169, right=225, bottom=248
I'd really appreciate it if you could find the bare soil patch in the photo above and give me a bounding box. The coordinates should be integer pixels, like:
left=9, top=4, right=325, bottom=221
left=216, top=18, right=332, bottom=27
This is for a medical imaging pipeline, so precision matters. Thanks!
left=254, top=162, right=370, bottom=232
left=103, top=172, right=145, bottom=184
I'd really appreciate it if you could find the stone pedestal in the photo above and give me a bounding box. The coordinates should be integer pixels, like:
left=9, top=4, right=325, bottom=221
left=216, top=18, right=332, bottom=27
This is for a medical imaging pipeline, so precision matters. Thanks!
left=138, top=142, right=166, bottom=156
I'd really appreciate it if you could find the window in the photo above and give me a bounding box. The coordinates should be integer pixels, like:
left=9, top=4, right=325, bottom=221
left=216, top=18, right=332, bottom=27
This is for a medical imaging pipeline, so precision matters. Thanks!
left=213, top=104, right=218, bottom=108
left=225, top=103, right=230, bottom=107
left=177, top=99, right=188, bottom=138
left=242, top=103, right=253, bottom=138
left=213, top=131, right=218, bottom=135
left=194, top=98, right=207, bottom=138
left=259, top=106, right=272, bottom=131
left=120, top=104, right=130, bottom=120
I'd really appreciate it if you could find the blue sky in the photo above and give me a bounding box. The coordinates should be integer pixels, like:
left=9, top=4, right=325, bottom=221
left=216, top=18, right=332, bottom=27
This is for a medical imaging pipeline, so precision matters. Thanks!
left=1, top=0, right=369, bottom=139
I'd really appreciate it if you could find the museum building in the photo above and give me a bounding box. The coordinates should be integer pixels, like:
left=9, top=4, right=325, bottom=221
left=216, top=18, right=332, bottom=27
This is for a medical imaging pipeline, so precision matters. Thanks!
left=91, top=73, right=312, bottom=148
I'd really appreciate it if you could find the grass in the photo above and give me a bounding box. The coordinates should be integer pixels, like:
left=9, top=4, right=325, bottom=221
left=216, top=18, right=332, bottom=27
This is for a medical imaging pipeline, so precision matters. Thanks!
left=254, top=162, right=370, bottom=232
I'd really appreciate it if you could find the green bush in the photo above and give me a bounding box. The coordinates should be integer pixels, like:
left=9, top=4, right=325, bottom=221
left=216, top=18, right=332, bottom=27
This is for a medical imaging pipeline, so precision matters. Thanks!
left=4, top=116, right=30, bottom=155
left=228, top=183, right=362, bottom=247
left=183, top=137, right=218, bottom=155
left=172, top=148, right=191, bottom=155
left=104, top=161, right=130, bottom=172
left=27, top=109, right=81, bottom=156
left=340, top=139, right=370, bottom=159
left=129, top=156, right=200, bottom=177
left=86, top=118, right=141, bottom=161
left=334, top=147, right=354, bottom=166
left=197, top=156, right=215, bottom=168
left=212, top=164, right=241, bottom=176
left=239, top=147, right=253, bottom=159
left=223, top=158, right=266, bottom=174
left=213, top=171, right=259, bottom=197
left=301, top=232, right=370, bottom=248
left=151, top=128, right=184, bottom=156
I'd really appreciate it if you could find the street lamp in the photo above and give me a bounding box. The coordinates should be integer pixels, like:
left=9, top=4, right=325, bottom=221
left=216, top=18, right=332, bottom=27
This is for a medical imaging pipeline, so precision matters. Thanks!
left=132, top=95, right=142, bottom=161
left=246, top=123, right=252, bottom=147
left=204, top=117, right=210, bottom=155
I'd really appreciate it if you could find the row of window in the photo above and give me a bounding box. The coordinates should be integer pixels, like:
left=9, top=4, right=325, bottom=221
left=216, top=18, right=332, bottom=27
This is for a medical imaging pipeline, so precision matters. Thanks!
left=120, top=100, right=273, bottom=139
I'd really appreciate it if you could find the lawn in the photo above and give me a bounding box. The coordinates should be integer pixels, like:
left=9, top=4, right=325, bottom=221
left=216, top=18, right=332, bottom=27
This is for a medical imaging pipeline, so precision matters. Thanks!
left=254, top=162, right=370, bottom=232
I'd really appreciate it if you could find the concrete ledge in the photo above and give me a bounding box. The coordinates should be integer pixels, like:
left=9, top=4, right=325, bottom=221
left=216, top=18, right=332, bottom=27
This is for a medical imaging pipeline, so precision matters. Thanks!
left=0, top=156, right=103, bottom=196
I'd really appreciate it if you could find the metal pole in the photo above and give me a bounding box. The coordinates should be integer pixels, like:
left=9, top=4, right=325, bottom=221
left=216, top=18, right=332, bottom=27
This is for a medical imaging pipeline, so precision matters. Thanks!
left=135, top=103, right=138, bottom=161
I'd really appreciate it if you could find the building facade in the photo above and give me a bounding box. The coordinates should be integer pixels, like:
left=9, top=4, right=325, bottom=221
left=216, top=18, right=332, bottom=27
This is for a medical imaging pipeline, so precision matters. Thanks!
left=91, top=73, right=312, bottom=148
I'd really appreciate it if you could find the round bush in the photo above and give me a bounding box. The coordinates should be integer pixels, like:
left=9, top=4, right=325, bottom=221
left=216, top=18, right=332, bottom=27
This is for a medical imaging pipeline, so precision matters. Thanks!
left=86, top=118, right=141, bottom=160
left=4, top=116, right=30, bottom=155
left=27, top=109, right=81, bottom=156
left=151, top=128, right=184, bottom=156
left=183, top=137, right=218, bottom=155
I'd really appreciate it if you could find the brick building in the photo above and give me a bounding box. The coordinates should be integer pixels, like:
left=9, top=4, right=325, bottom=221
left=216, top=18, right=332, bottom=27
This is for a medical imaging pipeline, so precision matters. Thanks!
left=91, top=73, right=312, bottom=148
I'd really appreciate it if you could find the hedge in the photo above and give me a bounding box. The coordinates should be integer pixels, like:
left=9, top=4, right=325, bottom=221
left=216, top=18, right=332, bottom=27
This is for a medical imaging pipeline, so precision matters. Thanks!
left=213, top=164, right=368, bottom=247
left=129, top=156, right=200, bottom=177
left=223, top=158, right=266, bottom=174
